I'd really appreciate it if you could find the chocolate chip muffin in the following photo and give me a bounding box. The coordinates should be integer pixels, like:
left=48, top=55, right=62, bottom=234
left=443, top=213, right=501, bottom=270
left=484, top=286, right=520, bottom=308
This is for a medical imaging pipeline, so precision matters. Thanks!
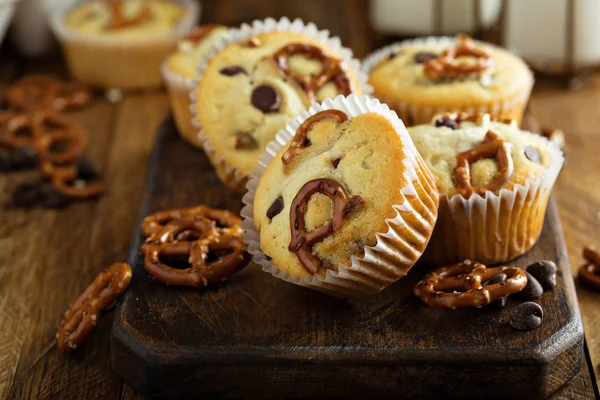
left=408, top=112, right=564, bottom=265
left=363, top=35, right=534, bottom=126
left=242, top=95, right=439, bottom=298
left=193, top=18, right=369, bottom=192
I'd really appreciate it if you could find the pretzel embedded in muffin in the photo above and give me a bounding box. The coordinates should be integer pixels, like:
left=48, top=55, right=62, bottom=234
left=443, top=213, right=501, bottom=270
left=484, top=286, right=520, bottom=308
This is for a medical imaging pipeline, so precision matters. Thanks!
left=103, top=1, right=152, bottom=31
left=273, top=43, right=352, bottom=101
left=288, top=178, right=364, bottom=274
left=423, top=34, right=493, bottom=80
left=414, top=260, right=528, bottom=308
left=454, top=130, right=514, bottom=198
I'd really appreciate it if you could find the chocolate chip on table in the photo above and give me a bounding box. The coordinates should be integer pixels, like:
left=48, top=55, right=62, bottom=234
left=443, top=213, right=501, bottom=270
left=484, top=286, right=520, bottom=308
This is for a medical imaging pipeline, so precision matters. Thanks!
left=0, top=150, right=12, bottom=171
left=510, top=302, right=543, bottom=330
left=219, top=66, right=247, bottom=77
left=41, top=186, right=71, bottom=209
left=12, top=146, right=38, bottom=169
left=12, top=181, right=43, bottom=207
left=251, top=85, right=281, bottom=113
left=413, top=52, right=438, bottom=64
left=266, top=196, right=284, bottom=220
left=513, top=271, right=543, bottom=300
left=483, top=273, right=508, bottom=307
left=434, top=117, right=458, bottom=130
left=76, top=157, right=99, bottom=180
left=524, top=146, right=541, bottom=164
left=526, top=260, right=557, bottom=290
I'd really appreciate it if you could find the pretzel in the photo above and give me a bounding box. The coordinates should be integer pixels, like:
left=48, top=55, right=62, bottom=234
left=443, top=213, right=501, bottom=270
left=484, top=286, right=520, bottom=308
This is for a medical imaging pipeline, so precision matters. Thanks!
left=142, top=217, right=250, bottom=288
left=414, top=260, right=528, bottom=308
left=141, top=205, right=242, bottom=238
left=56, top=263, right=132, bottom=352
left=579, top=247, right=600, bottom=291
left=288, top=178, right=364, bottom=274
left=454, top=130, right=514, bottom=198
left=273, top=43, right=352, bottom=101
left=5, top=75, right=91, bottom=112
left=36, top=128, right=88, bottom=165
left=423, top=34, right=493, bottom=80
left=103, top=1, right=152, bottom=31
left=43, top=162, right=104, bottom=199
left=282, top=110, right=348, bottom=168
left=0, top=110, right=80, bottom=149
left=181, top=25, right=221, bottom=46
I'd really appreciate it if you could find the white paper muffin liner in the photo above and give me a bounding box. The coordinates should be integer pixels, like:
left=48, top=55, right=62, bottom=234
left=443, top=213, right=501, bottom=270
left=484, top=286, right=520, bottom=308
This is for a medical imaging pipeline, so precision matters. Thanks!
left=422, top=128, right=565, bottom=266
left=189, top=17, right=372, bottom=192
left=362, top=37, right=534, bottom=127
left=240, top=94, right=439, bottom=298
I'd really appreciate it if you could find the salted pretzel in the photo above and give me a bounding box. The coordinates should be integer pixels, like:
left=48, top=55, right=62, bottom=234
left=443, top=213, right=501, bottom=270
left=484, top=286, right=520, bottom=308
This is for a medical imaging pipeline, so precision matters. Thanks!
left=579, top=247, right=600, bottom=291
left=282, top=110, right=348, bottom=168
left=56, top=263, right=132, bottom=352
left=288, top=178, right=364, bottom=274
left=273, top=43, right=352, bottom=101
left=0, top=110, right=81, bottom=150
left=414, top=260, right=528, bottom=308
left=103, top=1, right=152, bottom=30
left=423, top=34, right=493, bottom=80
left=454, top=130, right=514, bottom=198
left=41, top=161, right=104, bottom=199
left=5, top=75, right=91, bottom=112
left=142, top=217, right=250, bottom=288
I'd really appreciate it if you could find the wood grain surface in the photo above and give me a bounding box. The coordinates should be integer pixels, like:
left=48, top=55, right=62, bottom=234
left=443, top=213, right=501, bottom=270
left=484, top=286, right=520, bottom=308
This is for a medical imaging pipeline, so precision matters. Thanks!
left=0, top=0, right=599, bottom=399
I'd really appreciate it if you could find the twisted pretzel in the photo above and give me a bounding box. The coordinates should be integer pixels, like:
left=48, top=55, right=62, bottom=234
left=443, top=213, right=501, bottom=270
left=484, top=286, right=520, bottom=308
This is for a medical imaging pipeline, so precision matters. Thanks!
left=454, top=130, right=514, bottom=198
left=0, top=110, right=80, bottom=149
left=5, top=75, right=91, bottom=112
left=414, top=260, right=527, bottom=308
left=142, top=217, right=250, bottom=288
left=56, top=263, right=132, bottom=352
left=289, top=178, right=364, bottom=274
left=282, top=110, right=348, bottom=168
left=103, top=1, right=152, bottom=31
left=42, top=162, right=104, bottom=199
left=273, top=43, right=352, bottom=101
left=579, top=247, right=600, bottom=291
left=423, top=34, right=493, bottom=80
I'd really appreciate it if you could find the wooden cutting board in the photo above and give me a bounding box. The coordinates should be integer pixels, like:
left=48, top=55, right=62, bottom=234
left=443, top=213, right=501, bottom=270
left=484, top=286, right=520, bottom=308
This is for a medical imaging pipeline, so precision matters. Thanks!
left=111, top=117, right=583, bottom=399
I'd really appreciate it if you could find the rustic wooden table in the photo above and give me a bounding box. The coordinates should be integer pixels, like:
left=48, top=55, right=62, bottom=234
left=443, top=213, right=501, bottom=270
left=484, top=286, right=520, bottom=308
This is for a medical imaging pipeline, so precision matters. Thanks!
left=1, top=1, right=599, bottom=398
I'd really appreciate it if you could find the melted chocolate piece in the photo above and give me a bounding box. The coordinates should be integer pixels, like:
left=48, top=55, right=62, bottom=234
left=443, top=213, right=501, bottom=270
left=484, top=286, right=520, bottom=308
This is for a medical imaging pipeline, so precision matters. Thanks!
left=266, top=196, right=284, bottom=220
left=219, top=66, right=247, bottom=77
left=414, top=52, right=438, bottom=64
left=332, top=158, right=341, bottom=169
left=510, top=302, right=543, bottom=330
left=524, top=146, right=541, bottom=164
left=251, top=85, right=281, bottom=113
left=342, top=196, right=364, bottom=218
left=234, top=133, right=258, bottom=150
left=435, top=117, right=459, bottom=130
left=526, top=260, right=557, bottom=290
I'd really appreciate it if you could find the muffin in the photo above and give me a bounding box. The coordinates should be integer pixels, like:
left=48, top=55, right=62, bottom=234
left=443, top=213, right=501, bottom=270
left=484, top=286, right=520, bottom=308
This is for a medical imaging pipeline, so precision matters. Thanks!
left=50, top=0, right=198, bottom=90
left=408, top=112, right=564, bottom=265
left=363, top=35, right=534, bottom=126
left=161, top=25, right=230, bottom=146
left=241, top=94, right=439, bottom=298
left=192, top=17, right=370, bottom=192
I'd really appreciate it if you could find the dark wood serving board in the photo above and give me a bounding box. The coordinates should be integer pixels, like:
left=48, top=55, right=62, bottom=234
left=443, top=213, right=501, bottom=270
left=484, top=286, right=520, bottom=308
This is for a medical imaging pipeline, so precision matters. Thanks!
left=111, top=118, right=583, bottom=399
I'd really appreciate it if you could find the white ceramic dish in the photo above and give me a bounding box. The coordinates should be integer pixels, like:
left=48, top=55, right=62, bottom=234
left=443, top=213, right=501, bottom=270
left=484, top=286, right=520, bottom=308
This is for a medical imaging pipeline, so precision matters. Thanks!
left=0, top=0, right=20, bottom=47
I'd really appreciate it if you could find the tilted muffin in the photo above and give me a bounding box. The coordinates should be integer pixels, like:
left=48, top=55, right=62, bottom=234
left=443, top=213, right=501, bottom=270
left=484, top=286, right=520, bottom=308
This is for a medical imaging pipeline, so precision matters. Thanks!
left=50, top=0, right=198, bottom=89
left=241, top=95, right=439, bottom=298
left=409, top=112, right=563, bottom=265
left=161, top=25, right=230, bottom=146
left=192, top=18, right=370, bottom=192
left=363, top=35, right=534, bottom=126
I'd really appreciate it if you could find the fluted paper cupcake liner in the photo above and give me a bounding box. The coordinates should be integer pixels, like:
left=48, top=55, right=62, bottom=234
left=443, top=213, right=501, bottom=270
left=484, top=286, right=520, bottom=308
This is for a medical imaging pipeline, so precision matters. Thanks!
left=49, top=0, right=199, bottom=89
left=189, top=17, right=372, bottom=192
left=422, top=132, right=564, bottom=266
left=161, top=62, right=200, bottom=146
left=240, top=94, right=439, bottom=298
left=362, top=37, right=533, bottom=126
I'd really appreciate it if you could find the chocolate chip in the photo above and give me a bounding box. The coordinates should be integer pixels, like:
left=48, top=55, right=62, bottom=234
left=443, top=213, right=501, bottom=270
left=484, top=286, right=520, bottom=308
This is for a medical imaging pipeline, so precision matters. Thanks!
left=12, top=181, right=42, bottom=207
left=524, top=146, right=541, bottom=164
left=76, top=157, right=99, bottom=180
left=342, top=196, right=364, bottom=218
left=388, top=51, right=398, bottom=60
left=510, top=302, right=543, bottom=330
left=11, top=146, right=38, bottom=170
left=251, top=85, right=281, bottom=113
left=483, top=273, right=508, bottom=307
left=414, top=52, right=438, bottom=64
left=41, top=186, right=70, bottom=209
left=0, top=150, right=13, bottom=172
left=219, top=66, right=247, bottom=77
left=266, top=196, right=284, bottom=220
left=434, top=117, right=458, bottom=130
left=526, top=261, right=557, bottom=290
left=332, top=158, right=341, bottom=169
left=513, top=271, right=543, bottom=300
left=234, top=133, right=258, bottom=150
